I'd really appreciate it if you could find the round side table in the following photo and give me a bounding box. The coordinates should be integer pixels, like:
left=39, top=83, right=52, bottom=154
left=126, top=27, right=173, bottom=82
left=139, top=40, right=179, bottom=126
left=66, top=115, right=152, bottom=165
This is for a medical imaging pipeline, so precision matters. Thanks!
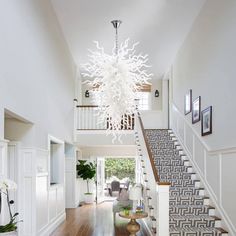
left=119, top=211, right=148, bottom=236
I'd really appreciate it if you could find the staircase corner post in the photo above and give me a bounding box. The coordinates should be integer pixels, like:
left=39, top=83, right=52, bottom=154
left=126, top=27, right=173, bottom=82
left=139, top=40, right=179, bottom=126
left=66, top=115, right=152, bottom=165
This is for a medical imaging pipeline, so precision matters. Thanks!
left=156, top=183, right=170, bottom=236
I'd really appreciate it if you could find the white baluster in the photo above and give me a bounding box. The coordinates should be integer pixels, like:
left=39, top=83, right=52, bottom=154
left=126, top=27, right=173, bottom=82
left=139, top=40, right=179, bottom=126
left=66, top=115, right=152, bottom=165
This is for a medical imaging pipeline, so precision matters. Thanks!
left=88, top=107, right=92, bottom=129
left=83, top=107, right=86, bottom=129
left=85, top=107, right=88, bottom=129
left=77, top=107, right=80, bottom=130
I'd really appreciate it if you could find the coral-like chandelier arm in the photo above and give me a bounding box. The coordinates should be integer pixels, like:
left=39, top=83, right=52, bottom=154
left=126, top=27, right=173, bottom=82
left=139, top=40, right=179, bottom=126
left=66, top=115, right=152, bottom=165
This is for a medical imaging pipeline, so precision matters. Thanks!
left=81, top=21, right=153, bottom=141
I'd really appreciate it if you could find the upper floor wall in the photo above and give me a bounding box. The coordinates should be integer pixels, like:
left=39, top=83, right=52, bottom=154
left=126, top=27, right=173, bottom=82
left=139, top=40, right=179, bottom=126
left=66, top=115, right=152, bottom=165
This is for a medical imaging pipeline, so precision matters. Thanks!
left=75, top=78, right=169, bottom=130
left=170, top=1, right=236, bottom=234
left=81, top=78, right=163, bottom=111
left=170, top=0, right=236, bottom=150
left=0, top=0, right=76, bottom=149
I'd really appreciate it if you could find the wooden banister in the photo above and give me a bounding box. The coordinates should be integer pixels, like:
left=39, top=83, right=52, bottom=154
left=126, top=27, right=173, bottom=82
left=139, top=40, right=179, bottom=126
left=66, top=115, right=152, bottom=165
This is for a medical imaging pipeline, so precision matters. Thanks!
left=138, top=114, right=170, bottom=186
left=77, top=105, right=99, bottom=108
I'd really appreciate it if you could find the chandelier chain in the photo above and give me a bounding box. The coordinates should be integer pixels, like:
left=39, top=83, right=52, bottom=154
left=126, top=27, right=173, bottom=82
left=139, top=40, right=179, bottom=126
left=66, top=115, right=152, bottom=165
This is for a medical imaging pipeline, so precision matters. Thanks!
left=115, top=27, right=118, bottom=57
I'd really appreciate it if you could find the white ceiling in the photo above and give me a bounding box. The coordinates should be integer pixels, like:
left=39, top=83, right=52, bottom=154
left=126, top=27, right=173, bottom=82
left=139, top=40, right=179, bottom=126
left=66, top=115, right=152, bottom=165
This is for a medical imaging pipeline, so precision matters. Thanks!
left=51, top=0, right=206, bottom=79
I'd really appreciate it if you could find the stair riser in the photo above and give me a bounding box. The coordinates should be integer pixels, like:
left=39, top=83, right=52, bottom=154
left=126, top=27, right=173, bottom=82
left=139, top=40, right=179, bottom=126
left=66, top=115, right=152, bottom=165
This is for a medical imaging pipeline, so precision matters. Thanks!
left=162, top=180, right=200, bottom=188
left=170, top=188, right=205, bottom=196
left=170, top=207, right=212, bottom=216
left=155, top=160, right=185, bottom=166
left=170, top=219, right=215, bottom=228
left=169, top=230, right=223, bottom=236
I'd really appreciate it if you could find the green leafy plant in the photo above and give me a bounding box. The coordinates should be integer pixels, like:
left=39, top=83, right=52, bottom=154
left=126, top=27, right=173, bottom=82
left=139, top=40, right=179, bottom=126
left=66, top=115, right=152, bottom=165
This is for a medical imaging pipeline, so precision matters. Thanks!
left=77, top=160, right=96, bottom=194
left=105, top=158, right=135, bottom=183
left=122, top=205, right=132, bottom=215
left=0, top=179, right=22, bottom=233
left=122, top=205, right=132, bottom=211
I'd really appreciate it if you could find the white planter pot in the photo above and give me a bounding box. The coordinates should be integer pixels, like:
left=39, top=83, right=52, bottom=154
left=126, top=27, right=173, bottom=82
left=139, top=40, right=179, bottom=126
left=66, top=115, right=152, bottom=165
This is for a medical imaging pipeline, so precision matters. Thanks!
left=0, top=232, right=17, bottom=236
left=84, top=193, right=94, bottom=204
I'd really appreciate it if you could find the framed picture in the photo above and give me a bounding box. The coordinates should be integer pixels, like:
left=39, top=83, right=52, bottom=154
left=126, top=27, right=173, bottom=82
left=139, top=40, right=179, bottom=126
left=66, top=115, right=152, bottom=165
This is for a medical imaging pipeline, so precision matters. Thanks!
left=201, top=106, right=212, bottom=136
left=184, top=89, right=192, bottom=115
left=192, top=96, right=201, bottom=124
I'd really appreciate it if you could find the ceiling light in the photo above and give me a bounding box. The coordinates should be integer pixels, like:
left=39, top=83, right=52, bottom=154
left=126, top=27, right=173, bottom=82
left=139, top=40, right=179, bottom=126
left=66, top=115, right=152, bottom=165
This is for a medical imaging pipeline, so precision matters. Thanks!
left=82, top=20, right=152, bottom=141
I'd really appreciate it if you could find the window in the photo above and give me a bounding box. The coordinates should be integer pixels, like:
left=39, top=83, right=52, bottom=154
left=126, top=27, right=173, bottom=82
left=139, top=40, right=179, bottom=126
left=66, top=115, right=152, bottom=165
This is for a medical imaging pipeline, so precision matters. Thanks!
left=136, top=92, right=150, bottom=110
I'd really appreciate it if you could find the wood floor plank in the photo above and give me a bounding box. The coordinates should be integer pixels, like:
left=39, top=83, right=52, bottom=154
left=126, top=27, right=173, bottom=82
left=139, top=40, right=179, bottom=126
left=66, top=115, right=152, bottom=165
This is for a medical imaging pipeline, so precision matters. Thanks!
left=51, top=202, right=150, bottom=236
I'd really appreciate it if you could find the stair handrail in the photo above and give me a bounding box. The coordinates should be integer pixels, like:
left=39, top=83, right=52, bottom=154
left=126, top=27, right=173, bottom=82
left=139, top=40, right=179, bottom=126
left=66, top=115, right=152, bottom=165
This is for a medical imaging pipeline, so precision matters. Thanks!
left=137, top=112, right=170, bottom=236
left=137, top=112, right=170, bottom=186
left=77, top=105, right=99, bottom=108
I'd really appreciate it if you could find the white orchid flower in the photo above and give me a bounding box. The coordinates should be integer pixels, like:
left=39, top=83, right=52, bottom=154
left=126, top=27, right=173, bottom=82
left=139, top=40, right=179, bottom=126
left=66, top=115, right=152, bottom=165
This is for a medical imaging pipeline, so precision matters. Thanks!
left=0, top=178, right=17, bottom=191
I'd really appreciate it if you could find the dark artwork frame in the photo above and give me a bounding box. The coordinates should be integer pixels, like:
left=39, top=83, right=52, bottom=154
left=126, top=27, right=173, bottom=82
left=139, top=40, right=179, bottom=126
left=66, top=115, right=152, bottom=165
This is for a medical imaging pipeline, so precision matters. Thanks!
left=192, top=96, right=201, bottom=124
left=184, top=89, right=192, bottom=115
left=201, top=106, right=212, bottom=136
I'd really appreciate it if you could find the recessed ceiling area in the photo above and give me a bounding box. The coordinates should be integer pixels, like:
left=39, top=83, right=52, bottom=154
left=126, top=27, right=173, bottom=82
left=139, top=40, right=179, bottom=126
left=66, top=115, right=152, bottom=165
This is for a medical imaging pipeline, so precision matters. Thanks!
left=51, top=0, right=206, bottom=79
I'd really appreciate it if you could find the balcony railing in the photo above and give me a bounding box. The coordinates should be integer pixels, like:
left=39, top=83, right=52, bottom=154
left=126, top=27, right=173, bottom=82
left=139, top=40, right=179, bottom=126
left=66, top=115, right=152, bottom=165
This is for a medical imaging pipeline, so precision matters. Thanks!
left=75, top=105, right=134, bottom=130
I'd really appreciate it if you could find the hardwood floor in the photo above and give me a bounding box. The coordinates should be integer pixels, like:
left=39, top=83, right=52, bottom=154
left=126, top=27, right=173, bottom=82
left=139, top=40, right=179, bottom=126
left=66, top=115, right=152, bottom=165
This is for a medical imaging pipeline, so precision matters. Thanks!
left=51, top=202, right=150, bottom=236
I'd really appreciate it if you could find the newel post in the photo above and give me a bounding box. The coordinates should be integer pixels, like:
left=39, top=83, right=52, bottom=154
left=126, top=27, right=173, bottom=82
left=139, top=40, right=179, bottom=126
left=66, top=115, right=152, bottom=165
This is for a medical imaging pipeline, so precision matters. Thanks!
left=156, top=183, right=170, bottom=236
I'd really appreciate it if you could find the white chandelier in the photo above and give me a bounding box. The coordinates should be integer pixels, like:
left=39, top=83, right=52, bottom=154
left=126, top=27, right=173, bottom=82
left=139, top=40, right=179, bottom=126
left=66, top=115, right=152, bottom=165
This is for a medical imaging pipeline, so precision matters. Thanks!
left=82, top=20, right=152, bottom=141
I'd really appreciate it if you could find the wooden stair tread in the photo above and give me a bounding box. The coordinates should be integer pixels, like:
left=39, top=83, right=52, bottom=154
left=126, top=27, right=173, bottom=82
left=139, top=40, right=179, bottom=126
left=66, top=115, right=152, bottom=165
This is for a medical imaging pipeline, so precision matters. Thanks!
left=216, top=227, right=228, bottom=233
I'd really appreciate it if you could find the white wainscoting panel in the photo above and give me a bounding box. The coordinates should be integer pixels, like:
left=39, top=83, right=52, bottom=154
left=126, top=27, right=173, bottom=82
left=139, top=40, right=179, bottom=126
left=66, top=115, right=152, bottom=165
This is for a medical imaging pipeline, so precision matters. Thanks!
left=171, top=103, right=236, bottom=236
left=0, top=140, right=8, bottom=179
left=0, top=140, right=8, bottom=225
left=185, top=125, right=194, bottom=156
left=57, top=186, right=64, bottom=214
left=20, top=148, right=36, bottom=236
left=206, top=153, right=220, bottom=200
left=49, top=188, right=57, bottom=222
left=36, top=175, right=48, bottom=232
left=194, top=138, right=205, bottom=177
left=221, top=152, right=236, bottom=229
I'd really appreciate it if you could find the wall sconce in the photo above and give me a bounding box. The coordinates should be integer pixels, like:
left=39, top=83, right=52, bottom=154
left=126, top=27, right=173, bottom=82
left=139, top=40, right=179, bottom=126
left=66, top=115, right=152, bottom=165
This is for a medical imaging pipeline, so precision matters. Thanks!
left=155, top=89, right=159, bottom=97
left=85, top=90, right=90, bottom=98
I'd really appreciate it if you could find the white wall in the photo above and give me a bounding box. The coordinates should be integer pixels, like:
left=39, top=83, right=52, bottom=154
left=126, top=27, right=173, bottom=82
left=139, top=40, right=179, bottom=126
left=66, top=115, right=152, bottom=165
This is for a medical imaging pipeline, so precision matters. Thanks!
left=0, top=0, right=76, bottom=149
left=81, top=145, right=137, bottom=158
left=0, top=1, right=75, bottom=235
left=81, top=78, right=163, bottom=110
left=171, top=0, right=236, bottom=150
left=170, top=1, right=236, bottom=234
left=141, top=79, right=169, bottom=129
left=151, top=79, right=162, bottom=110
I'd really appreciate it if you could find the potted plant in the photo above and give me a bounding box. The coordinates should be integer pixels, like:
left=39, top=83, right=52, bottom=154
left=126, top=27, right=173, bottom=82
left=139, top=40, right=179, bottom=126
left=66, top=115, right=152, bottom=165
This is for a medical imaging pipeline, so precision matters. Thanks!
left=0, top=179, right=21, bottom=235
left=77, top=160, right=96, bottom=204
left=122, top=205, right=132, bottom=216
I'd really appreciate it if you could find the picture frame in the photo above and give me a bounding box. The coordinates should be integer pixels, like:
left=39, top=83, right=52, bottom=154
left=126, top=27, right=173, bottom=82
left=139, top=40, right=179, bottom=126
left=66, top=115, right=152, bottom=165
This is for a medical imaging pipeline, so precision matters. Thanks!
left=184, top=89, right=192, bottom=115
left=192, top=96, right=201, bottom=124
left=201, top=106, right=212, bottom=136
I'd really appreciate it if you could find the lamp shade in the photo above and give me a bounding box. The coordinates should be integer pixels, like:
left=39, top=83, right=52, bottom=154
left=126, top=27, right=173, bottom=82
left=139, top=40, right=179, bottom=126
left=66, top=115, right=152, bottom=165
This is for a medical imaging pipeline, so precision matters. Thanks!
left=129, top=186, right=142, bottom=201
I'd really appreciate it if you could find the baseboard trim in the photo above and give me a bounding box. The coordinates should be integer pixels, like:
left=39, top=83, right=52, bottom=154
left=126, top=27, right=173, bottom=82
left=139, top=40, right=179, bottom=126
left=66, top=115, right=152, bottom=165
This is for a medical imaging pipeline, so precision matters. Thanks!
left=38, top=212, right=66, bottom=236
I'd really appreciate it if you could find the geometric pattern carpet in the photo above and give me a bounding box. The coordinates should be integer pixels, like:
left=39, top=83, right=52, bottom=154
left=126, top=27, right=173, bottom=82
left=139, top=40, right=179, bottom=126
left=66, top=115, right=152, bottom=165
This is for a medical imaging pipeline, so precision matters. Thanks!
left=145, top=129, right=228, bottom=236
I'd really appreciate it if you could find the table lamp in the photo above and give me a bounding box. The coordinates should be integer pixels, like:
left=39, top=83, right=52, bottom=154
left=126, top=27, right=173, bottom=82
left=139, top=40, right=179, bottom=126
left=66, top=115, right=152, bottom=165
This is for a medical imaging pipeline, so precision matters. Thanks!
left=129, top=185, right=142, bottom=212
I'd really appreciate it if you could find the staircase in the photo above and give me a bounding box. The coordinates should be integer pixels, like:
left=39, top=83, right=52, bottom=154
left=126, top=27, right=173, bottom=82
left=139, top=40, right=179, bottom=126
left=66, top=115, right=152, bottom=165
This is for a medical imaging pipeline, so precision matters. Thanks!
left=145, top=129, right=228, bottom=236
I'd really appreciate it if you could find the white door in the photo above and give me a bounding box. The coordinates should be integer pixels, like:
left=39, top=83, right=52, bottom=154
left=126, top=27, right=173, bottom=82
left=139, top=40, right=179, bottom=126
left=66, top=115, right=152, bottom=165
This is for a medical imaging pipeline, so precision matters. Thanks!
left=96, top=157, right=105, bottom=204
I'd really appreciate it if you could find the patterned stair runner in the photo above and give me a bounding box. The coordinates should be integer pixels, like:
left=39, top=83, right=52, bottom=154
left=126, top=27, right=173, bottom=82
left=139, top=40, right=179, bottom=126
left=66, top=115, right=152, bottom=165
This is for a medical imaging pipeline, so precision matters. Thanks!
left=145, top=129, right=228, bottom=236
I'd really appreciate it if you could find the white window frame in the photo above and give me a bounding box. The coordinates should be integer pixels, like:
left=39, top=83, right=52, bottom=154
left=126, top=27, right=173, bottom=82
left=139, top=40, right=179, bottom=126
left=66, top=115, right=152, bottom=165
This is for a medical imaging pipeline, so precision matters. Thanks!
left=136, top=91, right=151, bottom=110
